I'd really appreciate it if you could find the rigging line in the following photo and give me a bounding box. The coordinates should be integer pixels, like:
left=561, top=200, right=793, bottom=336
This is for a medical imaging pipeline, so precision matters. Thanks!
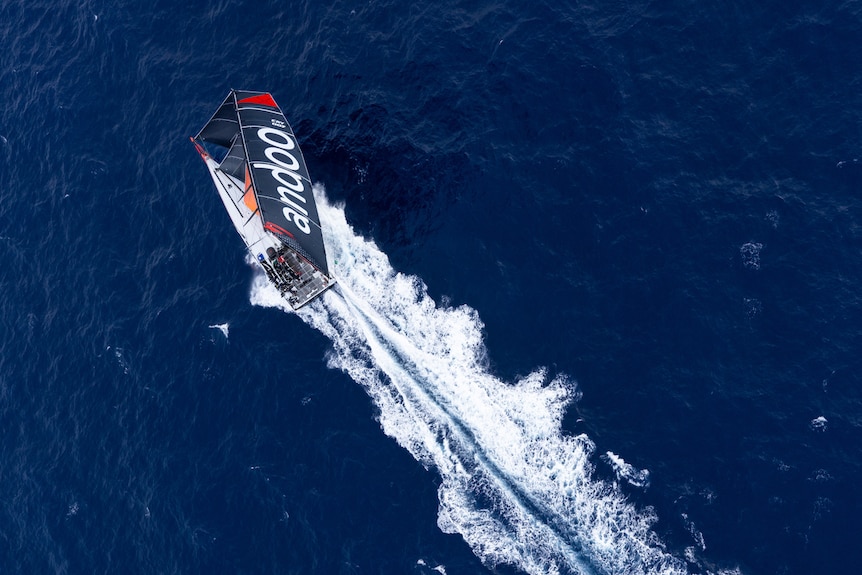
left=211, top=167, right=253, bottom=225
left=243, top=207, right=261, bottom=226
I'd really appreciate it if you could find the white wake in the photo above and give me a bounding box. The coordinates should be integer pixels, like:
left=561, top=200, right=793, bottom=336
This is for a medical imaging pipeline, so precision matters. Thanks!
left=249, top=186, right=689, bottom=575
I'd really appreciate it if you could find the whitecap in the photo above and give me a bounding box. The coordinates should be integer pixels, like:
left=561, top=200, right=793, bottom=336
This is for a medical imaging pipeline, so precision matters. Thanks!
left=739, top=242, right=763, bottom=270
left=602, top=451, right=651, bottom=489
left=107, top=345, right=130, bottom=374
left=416, top=559, right=447, bottom=574
left=809, top=468, right=832, bottom=483
left=208, top=323, right=229, bottom=338
left=681, top=512, right=706, bottom=551
left=810, top=415, right=827, bottom=432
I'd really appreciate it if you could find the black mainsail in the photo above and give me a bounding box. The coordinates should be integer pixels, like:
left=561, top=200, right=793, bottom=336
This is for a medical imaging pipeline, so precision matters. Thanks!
left=192, top=90, right=334, bottom=309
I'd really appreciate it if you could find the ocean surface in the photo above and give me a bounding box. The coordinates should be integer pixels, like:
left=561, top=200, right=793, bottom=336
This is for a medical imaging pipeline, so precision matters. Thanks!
left=1, top=1, right=860, bottom=574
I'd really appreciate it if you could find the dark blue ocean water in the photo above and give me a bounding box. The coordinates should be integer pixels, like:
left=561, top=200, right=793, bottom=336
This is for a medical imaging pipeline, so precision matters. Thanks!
left=1, top=1, right=861, bottom=574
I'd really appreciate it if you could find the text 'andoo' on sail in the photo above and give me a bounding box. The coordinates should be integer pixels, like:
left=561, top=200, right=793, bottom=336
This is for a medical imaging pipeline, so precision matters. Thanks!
left=191, top=90, right=335, bottom=309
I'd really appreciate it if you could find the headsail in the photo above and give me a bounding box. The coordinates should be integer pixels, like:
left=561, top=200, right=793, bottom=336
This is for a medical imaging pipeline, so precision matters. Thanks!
left=194, top=90, right=330, bottom=276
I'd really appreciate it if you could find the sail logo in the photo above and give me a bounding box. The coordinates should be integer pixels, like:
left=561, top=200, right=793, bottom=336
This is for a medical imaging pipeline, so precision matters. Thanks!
left=252, top=127, right=311, bottom=234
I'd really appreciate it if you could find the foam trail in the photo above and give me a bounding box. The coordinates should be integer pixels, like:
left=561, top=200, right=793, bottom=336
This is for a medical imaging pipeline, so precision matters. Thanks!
left=250, top=185, right=689, bottom=575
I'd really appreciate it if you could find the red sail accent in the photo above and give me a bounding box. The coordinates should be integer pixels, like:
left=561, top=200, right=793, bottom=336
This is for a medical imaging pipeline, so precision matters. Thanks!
left=264, top=221, right=295, bottom=238
left=237, top=93, right=278, bottom=108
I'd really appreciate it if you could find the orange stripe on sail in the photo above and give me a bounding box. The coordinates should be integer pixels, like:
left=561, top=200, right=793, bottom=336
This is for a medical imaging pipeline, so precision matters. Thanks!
left=243, top=166, right=258, bottom=212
